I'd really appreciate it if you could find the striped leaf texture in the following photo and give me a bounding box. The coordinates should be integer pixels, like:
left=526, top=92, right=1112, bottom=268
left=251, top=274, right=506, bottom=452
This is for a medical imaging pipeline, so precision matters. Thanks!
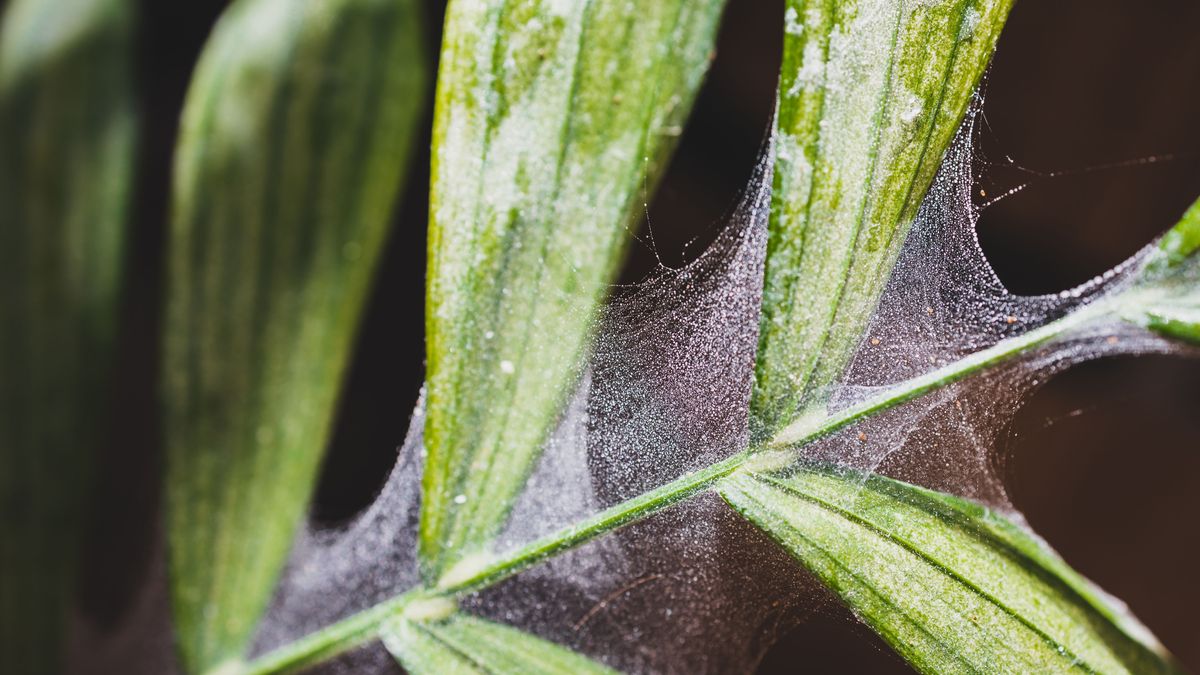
left=381, top=611, right=616, bottom=675
left=0, top=0, right=136, bottom=672
left=421, top=0, right=727, bottom=581
left=752, top=0, right=1014, bottom=433
left=721, top=466, right=1180, bottom=674
left=161, top=0, right=427, bottom=671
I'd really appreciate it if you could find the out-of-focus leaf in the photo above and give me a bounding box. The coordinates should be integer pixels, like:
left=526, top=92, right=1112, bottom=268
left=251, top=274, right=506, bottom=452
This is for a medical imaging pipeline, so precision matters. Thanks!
left=0, top=0, right=136, bottom=672
left=381, top=611, right=616, bottom=675
left=752, top=0, right=1013, bottom=432
left=161, top=0, right=427, bottom=671
left=421, top=0, right=727, bottom=581
left=721, top=466, right=1179, bottom=674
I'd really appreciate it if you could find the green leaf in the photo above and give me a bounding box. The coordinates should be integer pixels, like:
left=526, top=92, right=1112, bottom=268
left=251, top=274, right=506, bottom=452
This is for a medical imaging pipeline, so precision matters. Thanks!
left=161, top=0, right=427, bottom=671
left=1154, top=196, right=1200, bottom=266
left=1143, top=306, right=1200, bottom=345
left=721, top=466, right=1180, bottom=674
left=1121, top=195, right=1200, bottom=344
left=0, top=0, right=136, bottom=672
left=421, top=0, right=727, bottom=581
left=752, top=0, right=1014, bottom=432
left=381, top=611, right=617, bottom=675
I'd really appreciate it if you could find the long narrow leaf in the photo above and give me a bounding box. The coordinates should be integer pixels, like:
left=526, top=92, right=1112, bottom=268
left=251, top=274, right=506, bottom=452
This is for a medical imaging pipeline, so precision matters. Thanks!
left=162, top=0, right=427, bottom=671
left=721, top=466, right=1179, bottom=674
left=0, top=0, right=136, bottom=672
left=752, top=0, right=1013, bottom=431
left=421, top=0, right=727, bottom=581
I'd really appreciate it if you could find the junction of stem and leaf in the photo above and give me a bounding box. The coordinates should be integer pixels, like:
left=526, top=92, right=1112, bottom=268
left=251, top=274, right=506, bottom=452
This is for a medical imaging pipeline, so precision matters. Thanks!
left=238, top=285, right=1166, bottom=675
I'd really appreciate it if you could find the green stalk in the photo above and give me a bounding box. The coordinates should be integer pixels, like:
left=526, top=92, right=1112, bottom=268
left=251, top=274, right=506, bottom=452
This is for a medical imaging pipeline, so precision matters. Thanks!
left=769, top=300, right=1108, bottom=447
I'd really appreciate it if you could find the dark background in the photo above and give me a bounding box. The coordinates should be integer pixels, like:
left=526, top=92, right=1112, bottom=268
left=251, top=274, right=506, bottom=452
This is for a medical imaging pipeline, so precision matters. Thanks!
left=60, top=0, right=1200, bottom=672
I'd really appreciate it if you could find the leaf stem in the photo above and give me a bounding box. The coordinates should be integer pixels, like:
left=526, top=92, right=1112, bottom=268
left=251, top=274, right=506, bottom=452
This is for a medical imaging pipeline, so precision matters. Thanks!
left=438, top=450, right=755, bottom=596
left=240, top=595, right=413, bottom=675
left=770, top=298, right=1110, bottom=447
left=238, top=299, right=1115, bottom=674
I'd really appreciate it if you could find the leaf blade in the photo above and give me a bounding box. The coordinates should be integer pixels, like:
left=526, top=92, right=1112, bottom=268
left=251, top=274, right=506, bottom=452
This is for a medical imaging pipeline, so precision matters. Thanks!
left=421, top=0, right=727, bottom=580
left=0, top=0, right=137, bottom=671
left=720, top=466, right=1179, bottom=674
left=753, top=0, right=1014, bottom=432
left=161, top=0, right=428, bottom=670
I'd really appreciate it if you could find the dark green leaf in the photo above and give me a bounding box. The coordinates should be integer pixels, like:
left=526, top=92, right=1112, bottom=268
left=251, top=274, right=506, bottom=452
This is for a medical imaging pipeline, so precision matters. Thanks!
left=0, top=0, right=136, bottom=672
left=161, top=0, right=427, bottom=670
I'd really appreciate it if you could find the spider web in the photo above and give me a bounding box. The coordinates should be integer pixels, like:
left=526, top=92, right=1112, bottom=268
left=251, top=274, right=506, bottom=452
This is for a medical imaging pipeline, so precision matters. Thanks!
left=77, top=108, right=1189, bottom=675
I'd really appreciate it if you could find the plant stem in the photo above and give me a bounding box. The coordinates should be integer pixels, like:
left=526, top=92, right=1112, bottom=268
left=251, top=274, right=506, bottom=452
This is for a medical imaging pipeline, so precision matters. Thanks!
left=770, top=298, right=1108, bottom=446
left=238, top=298, right=1115, bottom=675
left=438, top=450, right=755, bottom=596
left=240, top=595, right=413, bottom=675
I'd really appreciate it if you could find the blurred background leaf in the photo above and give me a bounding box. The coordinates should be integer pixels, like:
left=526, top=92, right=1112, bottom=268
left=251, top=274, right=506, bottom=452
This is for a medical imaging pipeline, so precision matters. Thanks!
left=0, top=0, right=136, bottom=672
left=160, top=0, right=427, bottom=671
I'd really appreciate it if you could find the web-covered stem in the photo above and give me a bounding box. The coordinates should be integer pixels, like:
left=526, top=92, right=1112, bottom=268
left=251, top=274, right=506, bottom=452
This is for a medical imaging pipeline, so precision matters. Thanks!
left=238, top=290, right=1134, bottom=675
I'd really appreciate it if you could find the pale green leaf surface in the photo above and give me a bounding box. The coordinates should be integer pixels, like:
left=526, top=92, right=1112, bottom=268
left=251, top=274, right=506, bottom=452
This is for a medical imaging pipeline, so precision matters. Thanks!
left=0, top=0, right=136, bottom=672
left=422, top=0, right=727, bottom=581
left=720, top=467, right=1179, bottom=674
left=162, top=0, right=427, bottom=671
left=381, top=612, right=616, bottom=675
left=753, top=0, right=1014, bottom=432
